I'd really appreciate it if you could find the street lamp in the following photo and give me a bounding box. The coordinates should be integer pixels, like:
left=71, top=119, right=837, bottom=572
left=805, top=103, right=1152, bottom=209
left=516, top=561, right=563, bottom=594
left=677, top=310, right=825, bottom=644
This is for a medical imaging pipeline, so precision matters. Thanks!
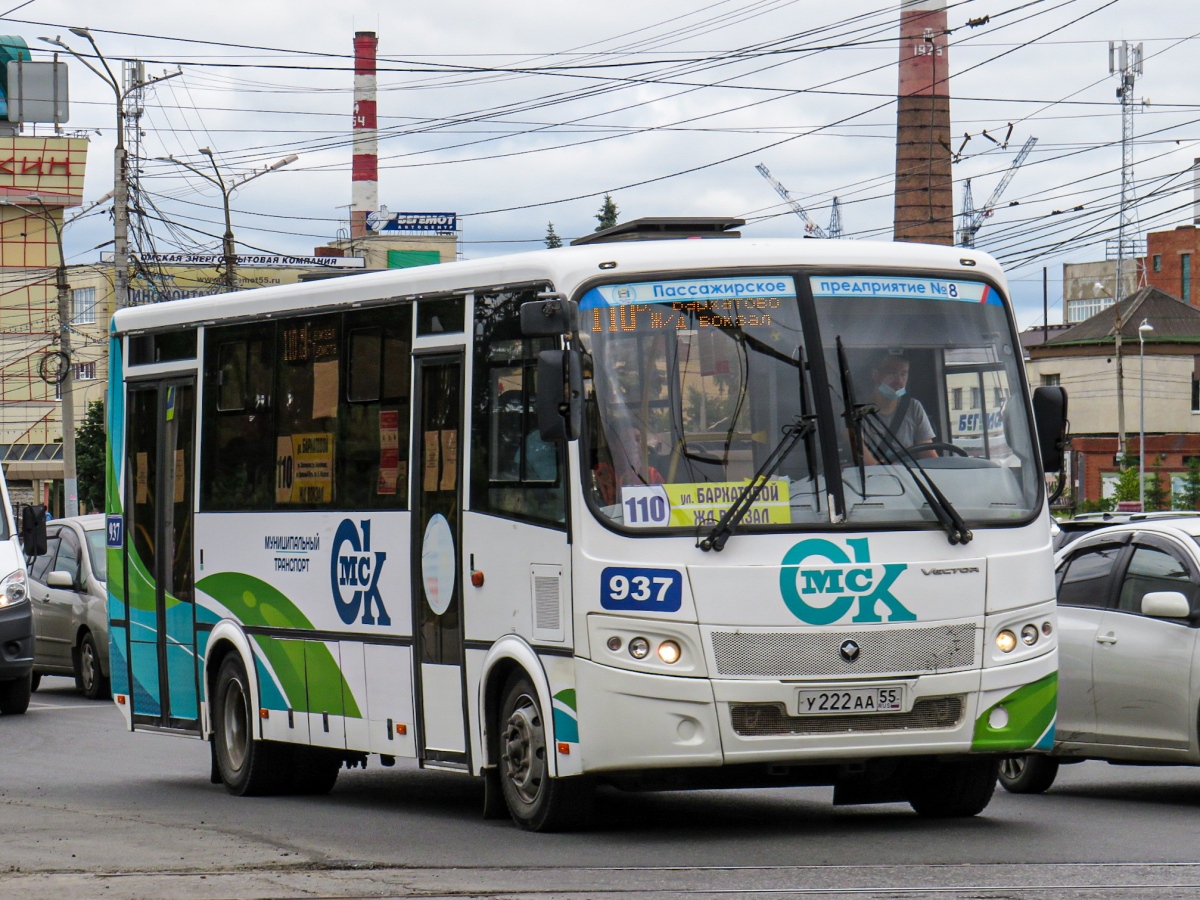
left=39, top=30, right=179, bottom=309
left=1139, top=318, right=1154, bottom=510
left=0, top=195, right=79, bottom=516
left=156, top=151, right=298, bottom=292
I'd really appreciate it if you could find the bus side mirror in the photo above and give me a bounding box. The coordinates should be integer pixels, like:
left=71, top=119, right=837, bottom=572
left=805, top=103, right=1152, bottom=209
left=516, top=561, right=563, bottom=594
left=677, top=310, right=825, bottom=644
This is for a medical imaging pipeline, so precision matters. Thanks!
left=20, top=504, right=47, bottom=559
left=520, top=297, right=577, bottom=336
left=536, top=349, right=582, bottom=442
left=1032, top=385, right=1068, bottom=473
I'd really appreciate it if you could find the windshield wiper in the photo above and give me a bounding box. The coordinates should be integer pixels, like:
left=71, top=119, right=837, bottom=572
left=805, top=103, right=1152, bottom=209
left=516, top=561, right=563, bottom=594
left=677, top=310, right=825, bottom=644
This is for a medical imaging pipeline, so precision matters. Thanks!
left=835, top=336, right=972, bottom=546
left=836, top=336, right=870, bottom=493
left=698, top=414, right=817, bottom=552
left=860, top=411, right=973, bottom=545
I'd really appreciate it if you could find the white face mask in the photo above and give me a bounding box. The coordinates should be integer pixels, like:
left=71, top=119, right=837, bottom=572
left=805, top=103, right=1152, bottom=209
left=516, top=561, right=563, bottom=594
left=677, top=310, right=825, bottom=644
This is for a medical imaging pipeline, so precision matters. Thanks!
left=877, top=382, right=906, bottom=401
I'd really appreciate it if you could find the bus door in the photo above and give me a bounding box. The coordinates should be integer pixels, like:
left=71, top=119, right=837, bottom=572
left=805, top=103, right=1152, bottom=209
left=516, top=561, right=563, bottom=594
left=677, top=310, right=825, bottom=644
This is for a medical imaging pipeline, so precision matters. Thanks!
left=125, top=378, right=199, bottom=732
left=411, top=354, right=468, bottom=767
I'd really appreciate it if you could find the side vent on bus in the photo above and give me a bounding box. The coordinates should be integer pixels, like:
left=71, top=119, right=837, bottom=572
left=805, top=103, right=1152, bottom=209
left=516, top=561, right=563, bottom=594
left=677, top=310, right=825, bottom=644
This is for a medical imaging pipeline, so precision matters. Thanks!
left=530, top=565, right=565, bottom=642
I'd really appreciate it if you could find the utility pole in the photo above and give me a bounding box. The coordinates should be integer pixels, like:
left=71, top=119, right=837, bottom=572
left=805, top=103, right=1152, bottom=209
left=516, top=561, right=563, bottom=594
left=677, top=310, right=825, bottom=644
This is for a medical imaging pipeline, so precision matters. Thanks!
left=3, top=197, right=78, bottom=516
left=157, top=151, right=298, bottom=292
left=40, top=31, right=180, bottom=309
left=1105, top=41, right=1143, bottom=471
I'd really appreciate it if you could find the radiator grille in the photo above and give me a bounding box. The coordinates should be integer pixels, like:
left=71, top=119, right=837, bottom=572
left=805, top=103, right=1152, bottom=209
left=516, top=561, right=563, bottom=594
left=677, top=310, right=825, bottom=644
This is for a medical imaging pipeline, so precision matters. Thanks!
left=730, top=696, right=965, bottom=736
left=710, top=624, right=976, bottom=677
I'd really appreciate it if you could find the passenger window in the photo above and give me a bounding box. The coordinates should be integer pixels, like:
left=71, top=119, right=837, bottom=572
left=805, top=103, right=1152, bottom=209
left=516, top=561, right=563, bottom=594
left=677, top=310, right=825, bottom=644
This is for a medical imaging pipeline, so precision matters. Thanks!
left=471, top=287, right=565, bottom=526
left=217, top=342, right=248, bottom=411
left=337, top=306, right=413, bottom=509
left=1118, top=546, right=1198, bottom=614
left=277, top=315, right=341, bottom=508
left=1057, top=544, right=1123, bottom=608
left=202, top=324, right=277, bottom=511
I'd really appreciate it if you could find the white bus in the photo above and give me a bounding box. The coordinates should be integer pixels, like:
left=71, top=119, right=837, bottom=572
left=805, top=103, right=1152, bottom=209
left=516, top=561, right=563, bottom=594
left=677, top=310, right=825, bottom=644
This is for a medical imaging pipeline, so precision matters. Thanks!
left=106, top=220, right=1067, bottom=830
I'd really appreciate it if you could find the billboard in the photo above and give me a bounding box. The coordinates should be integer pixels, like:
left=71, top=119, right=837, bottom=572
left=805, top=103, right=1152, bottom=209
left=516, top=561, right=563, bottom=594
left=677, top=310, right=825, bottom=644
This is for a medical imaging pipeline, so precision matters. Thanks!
left=0, top=136, right=87, bottom=205
left=366, top=210, right=457, bottom=233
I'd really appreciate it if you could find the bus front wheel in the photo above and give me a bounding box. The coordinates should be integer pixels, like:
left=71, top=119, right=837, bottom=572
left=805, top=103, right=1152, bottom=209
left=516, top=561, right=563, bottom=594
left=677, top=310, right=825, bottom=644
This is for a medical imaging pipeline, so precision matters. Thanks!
left=213, top=654, right=287, bottom=796
left=907, top=758, right=999, bottom=818
left=498, top=673, right=592, bottom=832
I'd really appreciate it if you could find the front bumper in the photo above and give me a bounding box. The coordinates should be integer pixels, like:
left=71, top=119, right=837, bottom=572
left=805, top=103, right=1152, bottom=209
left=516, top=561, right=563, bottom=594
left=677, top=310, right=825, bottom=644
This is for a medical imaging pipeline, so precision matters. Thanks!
left=573, top=650, right=1056, bottom=773
left=0, top=600, right=33, bottom=680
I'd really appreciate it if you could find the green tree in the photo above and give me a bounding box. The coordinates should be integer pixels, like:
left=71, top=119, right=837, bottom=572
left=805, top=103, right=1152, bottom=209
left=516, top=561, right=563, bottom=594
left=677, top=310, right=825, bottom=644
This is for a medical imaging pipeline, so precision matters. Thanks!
left=76, top=400, right=106, bottom=514
left=1145, top=462, right=1168, bottom=512
left=1112, top=462, right=1141, bottom=504
left=594, top=193, right=619, bottom=231
left=1176, top=457, right=1200, bottom=510
left=544, top=221, right=562, bottom=249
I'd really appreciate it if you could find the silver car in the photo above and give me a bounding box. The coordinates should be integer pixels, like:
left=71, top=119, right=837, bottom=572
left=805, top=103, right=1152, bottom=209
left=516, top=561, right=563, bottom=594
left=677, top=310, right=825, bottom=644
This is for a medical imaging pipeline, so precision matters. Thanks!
left=28, top=514, right=110, bottom=700
left=1001, top=515, right=1200, bottom=793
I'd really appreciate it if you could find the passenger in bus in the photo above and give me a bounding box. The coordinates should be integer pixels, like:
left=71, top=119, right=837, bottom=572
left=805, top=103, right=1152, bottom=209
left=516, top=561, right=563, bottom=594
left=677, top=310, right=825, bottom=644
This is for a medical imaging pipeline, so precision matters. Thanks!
left=593, top=419, right=664, bottom=506
left=863, top=352, right=936, bottom=462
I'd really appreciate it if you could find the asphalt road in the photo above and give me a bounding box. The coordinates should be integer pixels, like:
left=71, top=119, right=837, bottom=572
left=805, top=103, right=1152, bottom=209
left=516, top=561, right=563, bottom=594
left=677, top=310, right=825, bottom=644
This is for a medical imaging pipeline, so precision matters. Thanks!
left=4, top=678, right=1200, bottom=899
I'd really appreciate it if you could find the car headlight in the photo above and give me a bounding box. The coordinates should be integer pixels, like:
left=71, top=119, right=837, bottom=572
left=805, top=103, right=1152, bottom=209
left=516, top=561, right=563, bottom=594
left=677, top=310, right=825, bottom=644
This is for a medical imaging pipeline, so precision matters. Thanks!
left=0, top=569, right=27, bottom=607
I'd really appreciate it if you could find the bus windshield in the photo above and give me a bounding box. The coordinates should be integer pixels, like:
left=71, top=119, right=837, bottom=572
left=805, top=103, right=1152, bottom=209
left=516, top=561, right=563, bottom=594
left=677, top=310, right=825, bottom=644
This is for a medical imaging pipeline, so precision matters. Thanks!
left=578, top=272, right=1040, bottom=534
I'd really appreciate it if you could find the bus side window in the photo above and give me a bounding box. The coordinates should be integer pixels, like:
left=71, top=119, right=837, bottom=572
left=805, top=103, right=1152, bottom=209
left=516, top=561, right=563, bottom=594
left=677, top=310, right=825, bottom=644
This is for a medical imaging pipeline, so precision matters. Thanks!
left=276, top=314, right=341, bottom=508
left=201, top=324, right=276, bottom=511
left=338, top=305, right=413, bottom=509
left=471, top=288, right=565, bottom=527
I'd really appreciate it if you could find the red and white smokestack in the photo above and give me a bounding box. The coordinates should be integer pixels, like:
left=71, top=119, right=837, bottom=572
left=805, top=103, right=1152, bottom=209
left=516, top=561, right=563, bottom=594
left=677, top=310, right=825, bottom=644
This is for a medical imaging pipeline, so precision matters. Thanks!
left=351, top=31, right=379, bottom=238
left=893, top=0, right=953, bottom=245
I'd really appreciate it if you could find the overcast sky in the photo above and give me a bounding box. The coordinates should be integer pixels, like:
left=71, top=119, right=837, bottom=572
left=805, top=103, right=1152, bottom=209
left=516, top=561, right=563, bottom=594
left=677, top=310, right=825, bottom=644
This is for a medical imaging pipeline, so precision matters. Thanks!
left=6, top=0, right=1199, bottom=327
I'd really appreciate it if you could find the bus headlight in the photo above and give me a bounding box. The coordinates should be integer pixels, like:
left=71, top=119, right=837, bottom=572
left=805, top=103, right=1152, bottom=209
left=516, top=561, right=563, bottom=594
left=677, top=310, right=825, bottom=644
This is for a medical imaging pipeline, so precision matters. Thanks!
left=657, top=640, right=681, bottom=664
left=628, top=637, right=650, bottom=659
left=0, top=569, right=27, bottom=606
left=1021, top=624, right=1039, bottom=646
left=995, top=629, right=1017, bottom=653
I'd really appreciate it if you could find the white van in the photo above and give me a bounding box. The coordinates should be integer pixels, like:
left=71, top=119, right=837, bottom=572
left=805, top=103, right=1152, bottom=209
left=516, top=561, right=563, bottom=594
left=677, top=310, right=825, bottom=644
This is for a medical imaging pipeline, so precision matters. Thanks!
left=0, top=483, right=36, bottom=715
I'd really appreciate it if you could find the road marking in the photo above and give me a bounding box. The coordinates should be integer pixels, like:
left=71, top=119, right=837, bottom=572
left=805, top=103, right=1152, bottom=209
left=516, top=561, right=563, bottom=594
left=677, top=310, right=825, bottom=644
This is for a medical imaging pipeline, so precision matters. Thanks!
left=28, top=703, right=112, bottom=711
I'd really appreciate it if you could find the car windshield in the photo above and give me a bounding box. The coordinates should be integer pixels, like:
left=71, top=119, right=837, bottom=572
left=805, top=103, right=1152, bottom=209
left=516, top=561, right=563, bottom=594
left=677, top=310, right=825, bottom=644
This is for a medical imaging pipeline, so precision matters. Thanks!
left=577, top=271, right=1040, bottom=534
left=85, top=528, right=107, bottom=583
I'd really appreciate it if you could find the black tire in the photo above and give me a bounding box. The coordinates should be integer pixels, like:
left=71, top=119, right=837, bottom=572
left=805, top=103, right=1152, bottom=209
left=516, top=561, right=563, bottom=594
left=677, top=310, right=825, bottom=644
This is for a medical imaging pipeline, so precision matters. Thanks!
left=0, top=672, right=32, bottom=715
left=998, top=755, right=1059, bottom=794
left=908, top=758, right=999, bottom=818
left=29, top=672, right=40, bottom=692
left=498, top=673, right=593, bottom=832
left=78, top=632, right=110, bottom=701
left=212, top=655, right=288, bottom=796
left=288, top=746, right=341, bottom=795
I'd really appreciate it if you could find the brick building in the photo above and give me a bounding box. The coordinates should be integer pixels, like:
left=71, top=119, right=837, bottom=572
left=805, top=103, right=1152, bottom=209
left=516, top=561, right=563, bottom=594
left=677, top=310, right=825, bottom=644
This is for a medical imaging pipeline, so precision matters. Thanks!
left=1144, top=224, right=1199, bottom=307
left=1025, top=287, right=1200, bottom=509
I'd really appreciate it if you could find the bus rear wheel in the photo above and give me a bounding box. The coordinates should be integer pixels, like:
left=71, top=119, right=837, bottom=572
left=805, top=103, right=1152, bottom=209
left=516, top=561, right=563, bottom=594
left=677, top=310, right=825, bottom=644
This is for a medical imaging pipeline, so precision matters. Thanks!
left=907, top=758, right=999, bottom=818
left=212, top=655, right=287, bottom=796
left=498, top=673, right=592, bottom=832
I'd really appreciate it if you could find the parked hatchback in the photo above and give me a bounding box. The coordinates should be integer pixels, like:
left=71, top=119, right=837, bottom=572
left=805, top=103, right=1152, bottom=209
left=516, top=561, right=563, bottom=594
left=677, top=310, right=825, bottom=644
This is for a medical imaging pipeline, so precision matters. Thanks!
left=1001, top=514, right=1200, bottom=793
left=28, top=514, right=110, bottom=699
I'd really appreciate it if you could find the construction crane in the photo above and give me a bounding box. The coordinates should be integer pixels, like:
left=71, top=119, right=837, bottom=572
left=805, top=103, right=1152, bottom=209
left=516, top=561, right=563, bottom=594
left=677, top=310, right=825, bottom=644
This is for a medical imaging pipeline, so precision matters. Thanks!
left=755, top=163, right=842, bottom=239
left=957, top=136, right=1037, bottom=248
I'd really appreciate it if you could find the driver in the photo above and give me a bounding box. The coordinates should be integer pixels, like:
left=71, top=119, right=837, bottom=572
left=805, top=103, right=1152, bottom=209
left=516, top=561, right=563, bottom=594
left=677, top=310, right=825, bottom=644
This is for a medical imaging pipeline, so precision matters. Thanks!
left=864, top=351, right=936, bottom=462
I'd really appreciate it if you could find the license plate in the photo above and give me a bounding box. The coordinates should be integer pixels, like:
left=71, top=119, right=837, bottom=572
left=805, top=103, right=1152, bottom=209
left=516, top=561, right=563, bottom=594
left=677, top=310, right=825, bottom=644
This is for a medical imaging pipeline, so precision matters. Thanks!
left=796, top=686, right=905, bottom=715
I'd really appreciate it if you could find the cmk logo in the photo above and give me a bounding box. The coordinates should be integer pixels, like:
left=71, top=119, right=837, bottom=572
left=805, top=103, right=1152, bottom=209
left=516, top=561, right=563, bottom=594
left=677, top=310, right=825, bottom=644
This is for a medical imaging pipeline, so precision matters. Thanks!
left=330, top=519, right=390, bottom=626
left=779, top=538, right=915, bottom=625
